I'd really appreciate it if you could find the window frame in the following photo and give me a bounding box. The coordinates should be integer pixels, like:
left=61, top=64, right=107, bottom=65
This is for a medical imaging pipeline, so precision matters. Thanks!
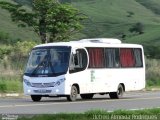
left=86, top=47, right=143, bottom=69
left=69, top=48, right=88, bottom=73
left=87, top=47, right=105, bottom=68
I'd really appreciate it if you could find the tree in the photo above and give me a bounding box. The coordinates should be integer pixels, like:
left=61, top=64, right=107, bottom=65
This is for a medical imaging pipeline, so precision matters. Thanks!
left=129, top=22, right=144, bottom=34
left=0, top=0, right=85, bottom=43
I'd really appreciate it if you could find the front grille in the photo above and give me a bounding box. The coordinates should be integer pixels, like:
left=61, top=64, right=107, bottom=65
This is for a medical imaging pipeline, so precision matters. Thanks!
left=31, top=82, right=55, bottom=88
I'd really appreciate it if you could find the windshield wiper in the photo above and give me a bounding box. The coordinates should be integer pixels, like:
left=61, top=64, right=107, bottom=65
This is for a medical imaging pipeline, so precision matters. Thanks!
left=31, top=55, right=48, bottom=76
left=31, top=55, right=55, bottom=76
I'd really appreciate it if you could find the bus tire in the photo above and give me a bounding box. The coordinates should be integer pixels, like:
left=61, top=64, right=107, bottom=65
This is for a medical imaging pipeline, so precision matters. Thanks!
left=67, top=85, right=78, bottom=101
left=31, top=95, right=42, bottom=102
left=80, top=94, right=94, bottom=99
left=109, top=84, right=124, bottom=99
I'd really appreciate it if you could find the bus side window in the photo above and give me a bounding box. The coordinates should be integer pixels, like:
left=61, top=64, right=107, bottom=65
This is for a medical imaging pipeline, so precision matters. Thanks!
left=69, top=49, right=88, bottom=73
left=74, top=54, right=79, bottom=66
left=105, top=48, right=120, bottom=68
left=133, top=48, right=143, bottom=67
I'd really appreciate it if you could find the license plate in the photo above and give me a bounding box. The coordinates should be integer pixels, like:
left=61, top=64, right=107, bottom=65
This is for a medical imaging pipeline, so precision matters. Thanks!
left=34, top=89, right=51, bottom=93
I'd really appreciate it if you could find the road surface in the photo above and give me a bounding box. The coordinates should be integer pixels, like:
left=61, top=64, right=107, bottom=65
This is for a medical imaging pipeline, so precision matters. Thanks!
left=0, top=91, right=160, bottom=114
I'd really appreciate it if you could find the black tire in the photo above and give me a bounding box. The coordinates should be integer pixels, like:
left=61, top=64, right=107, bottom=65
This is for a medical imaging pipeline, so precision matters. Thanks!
left=109, top=92, right=115, bottom=99
left=31, top=95, right=42, bottom=102
left=80, top=94, right=94, bottom=99
left=67, top=85, right=78, bottom=101
left=109, top=84, right=124, bottom=99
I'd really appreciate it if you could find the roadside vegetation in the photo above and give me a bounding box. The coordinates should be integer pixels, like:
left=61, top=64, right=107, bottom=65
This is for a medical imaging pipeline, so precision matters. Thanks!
left=0, top=40, right=36, bottom=93
left=19, top=108, right=160, bottom=120
left=146, top=59, right=160, bottom=90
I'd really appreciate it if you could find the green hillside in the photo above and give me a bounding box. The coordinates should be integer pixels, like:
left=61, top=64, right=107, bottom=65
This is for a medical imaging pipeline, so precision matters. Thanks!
left=13, top=0, right=32, bottom=6
left=72, top=0, right=160, bottom=46
left=1, top=0, right=160, bottom=46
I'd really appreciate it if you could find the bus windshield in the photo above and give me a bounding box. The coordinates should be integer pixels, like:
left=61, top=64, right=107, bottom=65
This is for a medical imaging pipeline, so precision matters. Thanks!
left=24, top=46, right=71, bottom=77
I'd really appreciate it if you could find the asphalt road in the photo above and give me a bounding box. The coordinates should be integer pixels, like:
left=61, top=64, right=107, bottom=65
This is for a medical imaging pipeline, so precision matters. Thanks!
left=0, top=91, right=160, bottom=114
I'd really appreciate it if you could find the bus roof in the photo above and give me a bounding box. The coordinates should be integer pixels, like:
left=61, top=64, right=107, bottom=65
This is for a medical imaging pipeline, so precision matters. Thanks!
left=34, top=38, right=143, bottom=48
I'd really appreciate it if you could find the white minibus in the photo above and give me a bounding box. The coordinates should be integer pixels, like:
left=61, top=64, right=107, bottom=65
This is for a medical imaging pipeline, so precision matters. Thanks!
left=23, top=38, right=145, bottom=101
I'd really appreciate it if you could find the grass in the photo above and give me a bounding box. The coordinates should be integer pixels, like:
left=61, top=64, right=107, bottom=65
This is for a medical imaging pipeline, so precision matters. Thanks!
left=0, top=58, right=24, bottom=93
left=146, top=59, right=160, bottom=87
left=0, top=75, right=22, bottom=93
left=18, top=108, right=160, bottom=120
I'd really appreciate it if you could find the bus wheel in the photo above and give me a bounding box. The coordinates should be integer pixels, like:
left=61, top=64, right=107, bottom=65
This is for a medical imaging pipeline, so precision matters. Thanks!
left=109, top=84, right=124, bottom=99
left=80, top=94, right=94, bottom=99
left=31, top=95, right=42, bottom=102
left=67, top=85, right=78, bottom=101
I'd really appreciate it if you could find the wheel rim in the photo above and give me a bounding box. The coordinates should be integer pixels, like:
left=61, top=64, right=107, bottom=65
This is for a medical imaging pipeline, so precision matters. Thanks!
left=118, top=86, right=123, bottom=96
left=71, top=87, right=77, bottom=100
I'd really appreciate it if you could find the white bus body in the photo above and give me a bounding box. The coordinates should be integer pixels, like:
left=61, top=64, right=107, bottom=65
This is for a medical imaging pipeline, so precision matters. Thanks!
left=23, top=38, right=145, bottom=101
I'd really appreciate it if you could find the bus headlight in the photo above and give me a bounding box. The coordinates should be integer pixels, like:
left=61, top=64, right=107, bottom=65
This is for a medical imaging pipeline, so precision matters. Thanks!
left=24, top=79, right=32, bottom=87
left=55, top=78, right=65, bottom=86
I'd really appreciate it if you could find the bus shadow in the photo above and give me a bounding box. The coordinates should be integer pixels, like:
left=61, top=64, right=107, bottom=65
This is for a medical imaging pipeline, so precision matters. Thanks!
left=33, top=96, right=134, bottom=103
